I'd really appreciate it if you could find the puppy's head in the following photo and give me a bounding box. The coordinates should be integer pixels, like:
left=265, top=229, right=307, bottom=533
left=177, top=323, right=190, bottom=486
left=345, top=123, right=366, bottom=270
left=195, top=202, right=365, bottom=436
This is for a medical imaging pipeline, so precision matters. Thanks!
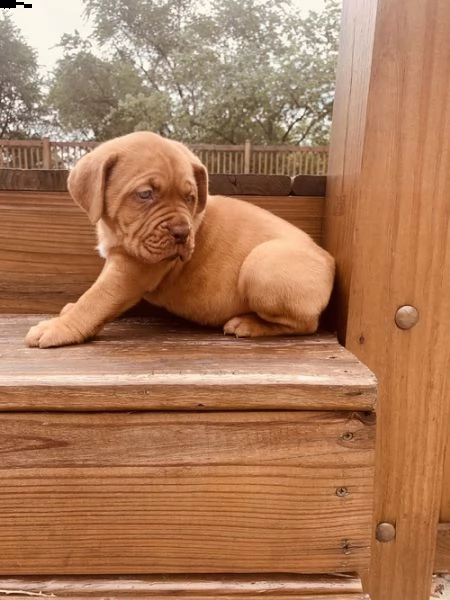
left=67, top=132, right=208, bottom=264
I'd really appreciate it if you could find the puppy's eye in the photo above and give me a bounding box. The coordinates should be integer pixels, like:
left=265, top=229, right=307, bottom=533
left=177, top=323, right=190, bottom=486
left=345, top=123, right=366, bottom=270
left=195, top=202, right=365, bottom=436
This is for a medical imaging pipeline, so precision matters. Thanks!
left=186, top=194, right=196, bottom=204
left=137, top=189, right=153, bottom=201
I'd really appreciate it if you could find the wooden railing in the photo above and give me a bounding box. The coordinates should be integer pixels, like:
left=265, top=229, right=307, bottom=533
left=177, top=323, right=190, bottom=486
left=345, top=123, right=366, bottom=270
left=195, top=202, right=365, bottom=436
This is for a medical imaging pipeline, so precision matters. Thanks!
left=0, top=139, right=328, bottom=176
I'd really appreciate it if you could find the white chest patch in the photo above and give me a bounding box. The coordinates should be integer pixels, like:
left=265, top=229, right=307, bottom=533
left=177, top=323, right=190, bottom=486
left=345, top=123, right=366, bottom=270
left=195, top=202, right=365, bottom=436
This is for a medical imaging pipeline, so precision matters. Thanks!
left=96, top=242, right=108, bottom=259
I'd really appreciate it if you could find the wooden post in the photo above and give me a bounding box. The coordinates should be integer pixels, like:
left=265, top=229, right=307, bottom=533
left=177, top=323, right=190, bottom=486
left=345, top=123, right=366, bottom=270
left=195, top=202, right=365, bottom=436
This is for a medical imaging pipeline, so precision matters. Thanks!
left=42, top=138, right=51, bottom=169
left=244, top=139, right=251, bottom=174
left=324, top=1, right=450, bottom=599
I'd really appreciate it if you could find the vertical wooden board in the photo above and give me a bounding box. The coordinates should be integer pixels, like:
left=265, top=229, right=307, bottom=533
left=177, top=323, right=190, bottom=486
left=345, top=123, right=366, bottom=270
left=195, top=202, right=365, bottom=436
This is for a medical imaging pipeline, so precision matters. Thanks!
left=435, top=524, right=450, bottom=572
left=325, top=1, right=450, bottom=599
left=0, top=411, right=374, bottom=575
left=440, top=420, right=450, bottom=522
left=323, top=0, right=377, bottom=340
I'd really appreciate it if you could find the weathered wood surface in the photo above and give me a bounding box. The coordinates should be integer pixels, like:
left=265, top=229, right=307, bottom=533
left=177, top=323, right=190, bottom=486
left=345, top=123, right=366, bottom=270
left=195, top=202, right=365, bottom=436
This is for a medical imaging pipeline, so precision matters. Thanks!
left=209, top=174, right=292, bottom=196
left=0, top=411, right=374, bottom=574
left=0, top=168, right=68, bottom=191
left=0, top=575, right=368, bottom=598
left=0, top=191, right=102, bottom=313
left=0, top=169, right=326, bottom=196
left=238, top=195, right=324, bottom=243
left=435, top=524, right=450, bottom=573
left=0, top=191, right=324, bottom=313
left=0, top=596, right=368, bottom=600
left=0, top=316, right=376, bottom=411
left=292, top=174, right=326, bottom=197
left=324, top=0, right=450, bottom=598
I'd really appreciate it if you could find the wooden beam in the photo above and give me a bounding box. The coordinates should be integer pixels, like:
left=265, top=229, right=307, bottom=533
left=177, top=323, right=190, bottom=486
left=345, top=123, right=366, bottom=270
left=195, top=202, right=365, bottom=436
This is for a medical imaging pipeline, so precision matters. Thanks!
left=324, top=0, right=450, bottom=599
left=0, top=169, right=326, bottom=197
left=209, top=174, right=292, bottom=196
left=291, top=175, right=326, bottom=197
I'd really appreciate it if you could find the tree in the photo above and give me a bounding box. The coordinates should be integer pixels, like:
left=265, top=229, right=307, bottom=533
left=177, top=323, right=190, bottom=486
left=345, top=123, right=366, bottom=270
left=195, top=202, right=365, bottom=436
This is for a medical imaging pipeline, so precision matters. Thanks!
left=49, top=33, right=145, bottom=139
left=0, top=12, right=43, bottom=138
left=49, top=0, right=341, bottom=144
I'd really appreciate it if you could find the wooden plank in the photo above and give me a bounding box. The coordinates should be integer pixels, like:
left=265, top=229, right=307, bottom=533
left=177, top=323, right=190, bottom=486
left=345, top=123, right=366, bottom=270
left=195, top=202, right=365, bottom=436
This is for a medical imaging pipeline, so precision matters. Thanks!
left=292, top=175, right=327, bottom=197
left=0, top=575, right=368, bottom=598
left=235, top=195, right=324, bottom=244
left=435, top=524, right=450, bottom=573
left=323, top=0, right=377, bottom=340
left=0, top=411, right=374, bottom=574
left=441, top=442, right=450, bottom=520
left=0, top=169, right=68, bottom=191
left=0, top=192, right=324, bottom=313
left=0, top=191, right=103, bottom=313
left=0, top=171, right=327, bottom=197
left=324, top=0, right=450, bottom=598
left=0, top=596, right=368, bottom=600
left=0, top=316, right=377, bottom=412
left=209, top=174, right=291, bottom=196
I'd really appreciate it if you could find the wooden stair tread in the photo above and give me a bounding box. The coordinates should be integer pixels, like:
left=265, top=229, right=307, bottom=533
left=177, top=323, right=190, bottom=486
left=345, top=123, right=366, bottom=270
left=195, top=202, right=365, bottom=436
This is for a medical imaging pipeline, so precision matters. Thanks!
left=0, top=575, right=369, bottom=598
left=0, top=314, right=376, bottom=412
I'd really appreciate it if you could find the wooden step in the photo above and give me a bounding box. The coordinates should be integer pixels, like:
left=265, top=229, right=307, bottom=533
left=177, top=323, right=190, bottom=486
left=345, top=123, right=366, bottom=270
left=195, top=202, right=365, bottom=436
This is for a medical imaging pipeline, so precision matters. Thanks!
left=0, top=314, right=376, bottom=411
left=0, top=575, right=370, bottom=599
left=0, top=315, right=376, bottom=578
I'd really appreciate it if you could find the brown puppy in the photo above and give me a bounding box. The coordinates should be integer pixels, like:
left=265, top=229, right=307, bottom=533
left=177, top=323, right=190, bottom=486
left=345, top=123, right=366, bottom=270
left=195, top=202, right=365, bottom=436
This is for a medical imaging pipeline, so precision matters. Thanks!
left=25, top=132, right=335, bottom=348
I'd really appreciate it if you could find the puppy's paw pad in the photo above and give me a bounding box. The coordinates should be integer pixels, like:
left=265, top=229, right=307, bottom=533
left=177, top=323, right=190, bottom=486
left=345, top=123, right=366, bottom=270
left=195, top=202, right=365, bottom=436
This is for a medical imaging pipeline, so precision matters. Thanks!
left=25, top=318, right=84, bottom=349
left=223, top=315, right=262, bottom=338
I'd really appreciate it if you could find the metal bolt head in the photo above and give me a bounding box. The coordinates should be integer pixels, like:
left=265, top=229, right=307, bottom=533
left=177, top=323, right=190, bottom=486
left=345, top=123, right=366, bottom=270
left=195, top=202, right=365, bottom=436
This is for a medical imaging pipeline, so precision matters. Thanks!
left=376, top=522, right=396, bottom=542
left=395, top=305, right=419, bottom=330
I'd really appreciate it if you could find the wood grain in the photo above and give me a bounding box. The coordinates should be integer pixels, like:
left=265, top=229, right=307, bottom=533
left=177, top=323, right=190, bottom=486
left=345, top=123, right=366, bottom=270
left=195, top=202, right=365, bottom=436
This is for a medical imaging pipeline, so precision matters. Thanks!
left=291, top=175, right=326, bottom=197
left=324, top=0, right=450, bottom=598
left=0, top=191, right=102, bottom=313
left=0, top=595, right=368, bottom=600
left=0, top=192, right=324, bottom=313
left=0, top=168, right=68, bottom=191
left=0, top=316, right=376, bottom=412
left=0, top=575, right=368, bottom=598
left=209, top=174, right=292, bottom=196
left=434, top=524, right=450, bottom=573
left=322, top=0, right=377, bottom=340
left=0, top=411, right=374, bottom=575
left=236, top=196, right=324, bottom=244
left=0, top=170, right=325, bottom=197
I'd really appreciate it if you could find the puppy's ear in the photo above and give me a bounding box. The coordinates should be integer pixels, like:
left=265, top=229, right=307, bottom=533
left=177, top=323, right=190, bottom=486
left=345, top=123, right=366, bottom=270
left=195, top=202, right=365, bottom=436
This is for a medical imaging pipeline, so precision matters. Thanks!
left=67, top=150, right=118, bottom=225
left=170, top=140, right=209, bottom=212
left=193, top=162, right=208, bottom=213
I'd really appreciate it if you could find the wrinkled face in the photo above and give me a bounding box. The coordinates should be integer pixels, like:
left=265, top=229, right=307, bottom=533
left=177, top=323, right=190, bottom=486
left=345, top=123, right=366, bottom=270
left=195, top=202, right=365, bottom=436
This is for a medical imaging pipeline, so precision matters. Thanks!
left=105, top=151, right=202, bottom=264
left=67, top=132, right=208, bottom=265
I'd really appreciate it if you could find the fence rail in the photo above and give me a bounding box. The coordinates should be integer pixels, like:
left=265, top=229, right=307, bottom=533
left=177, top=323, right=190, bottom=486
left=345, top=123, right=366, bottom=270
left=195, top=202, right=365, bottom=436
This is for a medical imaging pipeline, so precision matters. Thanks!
left=0, top=139, right=328, bottom=176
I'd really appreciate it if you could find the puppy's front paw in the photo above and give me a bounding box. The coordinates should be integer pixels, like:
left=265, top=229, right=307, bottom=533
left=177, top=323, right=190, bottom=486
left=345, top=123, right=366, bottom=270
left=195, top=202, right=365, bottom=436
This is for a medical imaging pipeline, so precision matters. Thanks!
left=25, top=317, right=85, bottom=349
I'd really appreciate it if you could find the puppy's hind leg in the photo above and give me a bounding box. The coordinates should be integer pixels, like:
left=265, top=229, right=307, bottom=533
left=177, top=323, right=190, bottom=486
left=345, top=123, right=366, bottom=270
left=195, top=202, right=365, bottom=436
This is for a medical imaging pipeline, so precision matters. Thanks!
left=224, top=239, right=334, bottom=338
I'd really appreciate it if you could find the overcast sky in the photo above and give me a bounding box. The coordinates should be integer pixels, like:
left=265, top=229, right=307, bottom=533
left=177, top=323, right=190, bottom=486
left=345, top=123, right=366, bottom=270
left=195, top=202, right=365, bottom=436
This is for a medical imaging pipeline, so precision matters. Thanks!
left=6, top=0, right=331, bottom=70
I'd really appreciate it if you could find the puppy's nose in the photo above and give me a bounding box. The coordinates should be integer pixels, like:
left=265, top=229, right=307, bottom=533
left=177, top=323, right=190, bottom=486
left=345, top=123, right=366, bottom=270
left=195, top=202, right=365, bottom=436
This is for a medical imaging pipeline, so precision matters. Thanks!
left=169, top=223, right=190, bottom=244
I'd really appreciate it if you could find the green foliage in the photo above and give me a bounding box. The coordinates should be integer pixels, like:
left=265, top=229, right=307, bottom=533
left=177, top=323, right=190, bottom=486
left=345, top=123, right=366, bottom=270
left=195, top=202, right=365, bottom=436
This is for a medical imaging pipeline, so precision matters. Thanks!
left=49, top=0, right=341, bottom=143
left=0, top=12, right=43, bottom=138
left=49, top=33, right=145, bottom=139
